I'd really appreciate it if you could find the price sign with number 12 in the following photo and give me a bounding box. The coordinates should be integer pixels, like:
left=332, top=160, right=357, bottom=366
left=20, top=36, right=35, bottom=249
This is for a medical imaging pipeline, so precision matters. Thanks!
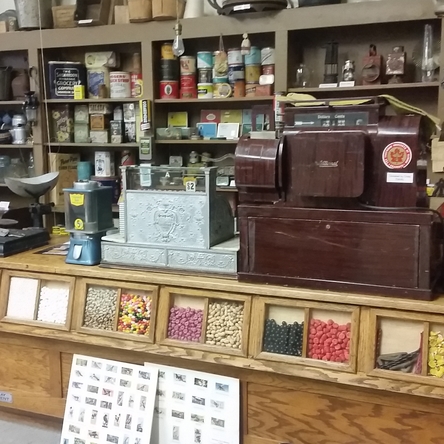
left=185, top=180, right=196, bottom=192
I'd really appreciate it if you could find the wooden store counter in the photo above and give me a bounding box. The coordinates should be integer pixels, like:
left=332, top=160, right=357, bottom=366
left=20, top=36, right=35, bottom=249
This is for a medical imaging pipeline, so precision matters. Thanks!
left=2, top=239, right=444, bottom=443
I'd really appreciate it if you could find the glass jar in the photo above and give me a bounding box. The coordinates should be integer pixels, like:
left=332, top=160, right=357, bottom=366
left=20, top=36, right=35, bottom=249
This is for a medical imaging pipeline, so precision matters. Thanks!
left=6, top=158, right=28, bottom=179
left=0, top=155, right=11, bottom=183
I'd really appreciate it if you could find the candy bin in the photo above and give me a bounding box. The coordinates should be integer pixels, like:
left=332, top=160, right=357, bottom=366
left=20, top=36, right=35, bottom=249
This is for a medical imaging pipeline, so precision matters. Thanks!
left=427, top=324, right=444, bottom=378
left=307, top=309, right=354, bottom=365
left=374, top=317, right=423, bottom=374
left=167, top=294, right=205, bottom=343
left=118, top=291, right=152, bottom=336
left=1, top=271, right=74, bottom=329
left=262, top=305, right=305, bottom=357
left=76, top=278, right=158, bottom=342
left=159, top=287, right=251, bottom=356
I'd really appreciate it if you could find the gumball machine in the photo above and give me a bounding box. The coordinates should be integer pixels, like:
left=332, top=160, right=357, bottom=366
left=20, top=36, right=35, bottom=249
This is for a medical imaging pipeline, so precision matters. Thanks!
left=64, top=180, right=114, bottom=265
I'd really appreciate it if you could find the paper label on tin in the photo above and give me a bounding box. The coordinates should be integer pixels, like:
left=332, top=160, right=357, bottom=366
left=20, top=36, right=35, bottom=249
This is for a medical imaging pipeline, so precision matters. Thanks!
left=0, top=392, right=12, bottom=403
left=382, top=141, right=412, bottom=169
left=386, top=172, right=414, bottom=184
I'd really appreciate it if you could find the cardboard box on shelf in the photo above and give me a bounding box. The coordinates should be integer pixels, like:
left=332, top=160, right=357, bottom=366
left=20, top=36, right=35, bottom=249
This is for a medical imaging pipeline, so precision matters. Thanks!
left=48, top=153, right=80, bottom=206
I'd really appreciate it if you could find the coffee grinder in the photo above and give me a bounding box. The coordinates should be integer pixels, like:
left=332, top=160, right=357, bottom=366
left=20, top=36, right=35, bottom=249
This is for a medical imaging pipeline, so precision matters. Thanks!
left=64, top=181, right=114, bottom=265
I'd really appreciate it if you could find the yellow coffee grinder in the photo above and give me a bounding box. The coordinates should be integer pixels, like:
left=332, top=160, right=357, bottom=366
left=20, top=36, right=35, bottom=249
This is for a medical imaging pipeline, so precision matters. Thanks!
left=64, top=181, right=114, bottom=265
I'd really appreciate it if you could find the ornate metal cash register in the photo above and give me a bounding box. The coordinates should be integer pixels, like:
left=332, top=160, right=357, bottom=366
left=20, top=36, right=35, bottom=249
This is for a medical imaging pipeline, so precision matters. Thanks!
left=235, top=97, right=442, bottom=300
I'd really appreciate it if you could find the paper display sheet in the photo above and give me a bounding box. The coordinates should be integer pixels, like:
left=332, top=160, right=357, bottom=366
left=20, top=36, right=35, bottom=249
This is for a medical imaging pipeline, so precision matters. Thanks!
left=61, top=355, right=158, bottom=444
left=147, top=363, right=240, bottom=444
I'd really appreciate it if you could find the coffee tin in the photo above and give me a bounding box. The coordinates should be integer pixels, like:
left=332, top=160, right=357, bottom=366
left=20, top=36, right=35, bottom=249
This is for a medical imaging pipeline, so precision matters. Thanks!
left=244, top=46, right=260, bottom=65
left=49, top=61, right=86, bottom=99
left=160, top=59, right=179, bottom=81
left=197, top=83, right=213, bottom=99
left=161, top=43, right=175, bottom=60
left=213, top=82, right=232, bottom=99
left=261, top=47, right=275, bottom=65
left=180, top=87, right=197, bottom=99
left=228, top=48, right=243, bottom=65
left=160, top=81, right=179, bottom=99
left=245, top=83, right=259, bottom=97
left=198, top=68, right=212, bottom=83
left=197, top=51, right=213, bottom=69
left=213, top=75, right=228, bottom=84
left=262, top=64, right=275, bottom=75
left=245, top=64, right=261, bottom=83
left=228, top=64, right=245, bottom=83
left=180, top=74, right=196, bottom=89
left=110, top=71, right=131, bottom=98
left=180, top=56, right=196, bottom=74
left=233, top=80, right=245, bottom=98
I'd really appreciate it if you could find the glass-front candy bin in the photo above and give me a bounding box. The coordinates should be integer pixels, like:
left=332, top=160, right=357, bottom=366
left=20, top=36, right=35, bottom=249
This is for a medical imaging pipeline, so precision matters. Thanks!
left=101, top=166, right=238, bottom=274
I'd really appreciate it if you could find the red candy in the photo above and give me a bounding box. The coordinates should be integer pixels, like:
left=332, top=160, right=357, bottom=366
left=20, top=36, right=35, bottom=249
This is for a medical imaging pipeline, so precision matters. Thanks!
left=307, top=318, right=350, bottom=363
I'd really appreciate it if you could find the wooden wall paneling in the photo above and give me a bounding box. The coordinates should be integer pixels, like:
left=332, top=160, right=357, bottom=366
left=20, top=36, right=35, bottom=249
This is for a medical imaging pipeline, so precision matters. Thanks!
left=274, top=30, right=288, bottom=92
left=48, top=350, right=63, bottom=398
left=141, top=38, right=153, bottom=100
left=246, top=382, right=444, bottom=444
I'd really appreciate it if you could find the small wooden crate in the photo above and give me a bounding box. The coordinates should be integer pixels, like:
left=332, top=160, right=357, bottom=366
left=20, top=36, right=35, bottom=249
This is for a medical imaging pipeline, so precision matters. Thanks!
left=0, top=270, right=75, bottom=331
left=249, top=297, right=360, bottom=373
left=52, top=6, right=77, bottom=28
left=74, top=277, right=158, bottom=343
left=156, top=286, right=251, bottom=357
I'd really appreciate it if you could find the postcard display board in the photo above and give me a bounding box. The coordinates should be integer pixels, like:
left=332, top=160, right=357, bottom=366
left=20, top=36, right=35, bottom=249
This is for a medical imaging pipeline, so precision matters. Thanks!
left=148, top=364, right=240, bottom=444
left=61, top=355, right=240, bottom=444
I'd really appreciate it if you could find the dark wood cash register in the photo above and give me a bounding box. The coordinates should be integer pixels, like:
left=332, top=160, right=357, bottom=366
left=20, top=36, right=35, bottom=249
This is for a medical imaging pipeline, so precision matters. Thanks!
left=235, top=97, right=442, bottom=300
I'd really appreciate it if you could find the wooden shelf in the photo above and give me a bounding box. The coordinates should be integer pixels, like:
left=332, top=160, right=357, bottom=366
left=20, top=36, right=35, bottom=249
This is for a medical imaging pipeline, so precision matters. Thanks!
left=288, top=82, right=440, bottom=94
left=44, top=99, right=139, bottom=104
left=0, top=101, right=23, bottom=106
left=217, top=187, right=238, bottom=192
left=155, top=97, right=273, bottom=104
left=156, top=140, right=238, bottom=145
left=0, top=144, right=33, bottom=149
left=45, top=143, right=138, bottom=148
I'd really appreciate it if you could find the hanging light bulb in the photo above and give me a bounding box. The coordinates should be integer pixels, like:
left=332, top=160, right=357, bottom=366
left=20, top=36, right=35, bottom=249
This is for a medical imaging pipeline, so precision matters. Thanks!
left=173, top=22, right=185, bottom=57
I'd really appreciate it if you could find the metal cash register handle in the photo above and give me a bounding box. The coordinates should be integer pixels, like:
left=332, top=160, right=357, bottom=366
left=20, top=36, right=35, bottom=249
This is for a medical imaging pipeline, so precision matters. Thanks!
left=4, top=172, right=59, bottom=198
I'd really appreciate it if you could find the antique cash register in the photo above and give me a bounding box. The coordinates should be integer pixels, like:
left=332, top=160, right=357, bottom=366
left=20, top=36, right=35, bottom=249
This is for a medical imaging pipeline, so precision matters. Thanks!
left=235, top=97, right=442, bottom=300
left=101, top=166, right=238, bottom=274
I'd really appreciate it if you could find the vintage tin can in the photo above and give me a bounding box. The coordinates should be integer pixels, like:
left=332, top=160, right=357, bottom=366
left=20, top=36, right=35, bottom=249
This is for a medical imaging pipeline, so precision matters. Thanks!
left=87, top=67, right=110, bottom=99
left=233, top=80, right=245, bottom=97
left=110, top=71, right=131, bottom=98
left=197, top=51, right=212, bottom=69
left=262, top=64, right=275, bottom=75
left=245, top=83, right=259, bottom=97
left=160, top=59, right=179, bottom=81
left=228, top=48, right=243, bottom=65
left=244, top=46, right=260, bottom=65
left=49, top=61, right=86, bottom=99
left=160, top=80, right=179, bottom=99
left=228, top=64, right=245, bottom=84
left=180, top=87, right=197, bottom=99
left=180, top=74, right=196, bottom=89
left=74, top=85, right=85, bottom=100
left=197, top=83, right=213, bottom=99
left=198, top=68, right=212, bottom=83
left=161, top=42, right=175, bottom=60
left=213, top=83, right=232, bottom=99
left=131, top=73, right=143, bottom=98
left=245, top=65, right=261, bottom=83
left=274, top=91, right=286, bottom=127
left=180, top=56, right=196, bottom=74
left=261, top=47, right=275, bottom=65
left=213, top=75, right=228, bottom=84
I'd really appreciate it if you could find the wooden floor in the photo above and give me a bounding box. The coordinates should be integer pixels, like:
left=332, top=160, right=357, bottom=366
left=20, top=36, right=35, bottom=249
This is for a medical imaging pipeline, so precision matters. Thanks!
left=0, top=410, right=62, bottom=444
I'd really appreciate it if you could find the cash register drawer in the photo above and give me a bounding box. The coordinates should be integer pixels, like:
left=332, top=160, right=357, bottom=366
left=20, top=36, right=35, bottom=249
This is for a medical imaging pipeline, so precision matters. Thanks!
left=238, top=207, right=438, bottom=300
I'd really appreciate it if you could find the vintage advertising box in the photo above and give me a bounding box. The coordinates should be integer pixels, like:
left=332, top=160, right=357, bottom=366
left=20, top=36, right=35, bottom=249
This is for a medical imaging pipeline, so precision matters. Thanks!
left=48, top=153, right=80, bottom=205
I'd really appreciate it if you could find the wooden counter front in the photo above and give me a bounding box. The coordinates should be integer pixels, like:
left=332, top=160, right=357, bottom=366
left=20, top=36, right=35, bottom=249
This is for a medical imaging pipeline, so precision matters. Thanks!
left=1, top=239, right=444, bottom=443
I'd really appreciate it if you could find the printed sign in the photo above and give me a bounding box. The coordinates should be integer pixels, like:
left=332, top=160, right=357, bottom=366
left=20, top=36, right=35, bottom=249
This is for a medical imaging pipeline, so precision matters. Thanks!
left=382, top=142, right=412, bottom=169
left=0, top=392, right=13, bottom=403
left=386, top=172, right=414, bottom=184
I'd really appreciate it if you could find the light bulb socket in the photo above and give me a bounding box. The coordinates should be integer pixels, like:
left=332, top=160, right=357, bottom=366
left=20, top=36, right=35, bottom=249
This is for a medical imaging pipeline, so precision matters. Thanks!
left=174, top=21, right=182, bottom=35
